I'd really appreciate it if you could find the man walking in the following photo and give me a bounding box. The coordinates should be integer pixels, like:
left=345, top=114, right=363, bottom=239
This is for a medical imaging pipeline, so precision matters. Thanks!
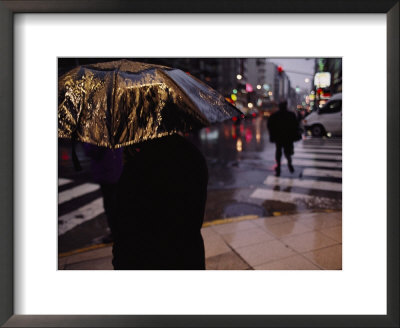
left=267, top=101, right=300, bottom=177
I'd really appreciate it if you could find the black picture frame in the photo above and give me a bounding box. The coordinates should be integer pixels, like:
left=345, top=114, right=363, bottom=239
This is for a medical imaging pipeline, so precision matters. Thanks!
left=0, top=1, right=398, bottom=327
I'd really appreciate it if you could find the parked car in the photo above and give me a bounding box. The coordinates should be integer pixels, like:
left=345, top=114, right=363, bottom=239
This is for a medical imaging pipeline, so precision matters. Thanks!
left=303, top=93, right=342, bottom=137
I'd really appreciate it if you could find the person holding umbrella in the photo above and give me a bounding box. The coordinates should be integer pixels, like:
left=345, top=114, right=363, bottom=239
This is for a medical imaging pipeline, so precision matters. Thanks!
left=113, top=133, right=208, bottom=269
left=58, top=59, right=241, bottom=270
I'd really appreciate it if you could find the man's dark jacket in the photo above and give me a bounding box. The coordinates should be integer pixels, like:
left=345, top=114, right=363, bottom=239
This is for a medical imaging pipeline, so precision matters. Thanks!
left=267, top=108, right=299, bottom=144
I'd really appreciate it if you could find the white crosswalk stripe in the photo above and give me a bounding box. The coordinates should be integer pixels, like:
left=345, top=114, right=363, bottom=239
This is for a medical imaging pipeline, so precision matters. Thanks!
left=250, top=188, right=315, bottom=202
left=293, top=153, right=342, bottom=160
left=58, top=198, right=104, bottom=235
left=303, top=168, right=342, bottom=178
left=295, top=148, right=341, bottom=154
left=298, top=144, right=342, bottom=149
left=264, top=175, right=342, bottom=192
left=58, top=183, right=100, bottom=204
left=58, top=178, right=72, bottom=186
left=289, top=158, right=342, bottom=168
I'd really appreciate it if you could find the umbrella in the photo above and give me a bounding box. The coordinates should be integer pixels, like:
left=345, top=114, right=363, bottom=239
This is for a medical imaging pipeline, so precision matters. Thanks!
left=58, top=59, right=241, bottom=148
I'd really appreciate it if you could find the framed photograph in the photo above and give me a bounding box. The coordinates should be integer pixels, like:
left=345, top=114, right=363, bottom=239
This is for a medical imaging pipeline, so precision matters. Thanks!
left=1, top=1, right=398, bottom=327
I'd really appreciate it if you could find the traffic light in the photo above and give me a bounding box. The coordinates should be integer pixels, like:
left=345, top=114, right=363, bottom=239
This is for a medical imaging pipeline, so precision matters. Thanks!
left=277, top=66, right=283, bottom=75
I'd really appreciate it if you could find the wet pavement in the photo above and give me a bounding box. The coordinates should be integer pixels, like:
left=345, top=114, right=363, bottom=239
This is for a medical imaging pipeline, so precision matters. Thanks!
left=58, top=115, right=342, bottom=253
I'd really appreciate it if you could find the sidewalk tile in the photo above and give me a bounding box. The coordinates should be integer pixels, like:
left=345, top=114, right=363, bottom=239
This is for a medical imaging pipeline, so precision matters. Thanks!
left=293, top=213, right=342, bottom=230
left=281, top=231, right=339, bottom=253
left=203, top=235, right=231, bottom=258
left=254, top=254, right=321, bottom=270
left=221, top=228, right=275, bottom=248
left=258, top=220, right=314, bottom=239
left=210, top=220, right=258, bottom=235
left=319, top=226, right=342, bottom=242
left=64, top=256, right=113, bottom=270
left=303, top=244, right=342, bottom=270
left=234, top=239, right=295, bottom=267
left=206, top=251, right=250, bottom=270
left=201, top=226, right=220, bottom=239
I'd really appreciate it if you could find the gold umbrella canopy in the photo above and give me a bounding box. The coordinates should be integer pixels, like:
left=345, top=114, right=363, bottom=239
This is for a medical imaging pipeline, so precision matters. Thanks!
left=58, top=59, right=241, bottom=148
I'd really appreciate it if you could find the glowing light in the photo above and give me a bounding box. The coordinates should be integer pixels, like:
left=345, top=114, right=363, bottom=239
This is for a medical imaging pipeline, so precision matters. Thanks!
left=256, top=84, right=262, bottom=90
left=305, top=78, right=310, bottom=83
left=233, top=89, right=238, bottom=94
left=314, top=72, right=331, bottom=88
left=200, top=129, right=219, bottom=141
left=245, top=128, right=252, bottom=143
left=61, top=150, right=69, bottom=161
left=263, top=84, right=270, bottom=91
left=268, top=91, right=273, bottom=96
left=236, top=138, right=243, bottom=152
left=225, top=97, right=235, bottom=104
left=236, top=74, right=242, bottom=80
left=245, top=83, right=253, bottom=92
left=231, top=94, right=237, bottom=101
left=248, top=103, right=254, bottom=109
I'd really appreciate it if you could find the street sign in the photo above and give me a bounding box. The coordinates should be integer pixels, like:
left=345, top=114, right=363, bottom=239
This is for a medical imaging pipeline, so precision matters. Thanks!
left=314, top=72, right=331, bottom=88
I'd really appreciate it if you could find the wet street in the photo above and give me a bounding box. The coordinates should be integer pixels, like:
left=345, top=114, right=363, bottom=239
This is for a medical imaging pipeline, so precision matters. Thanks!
left=58, top=115, right=342, bottom=253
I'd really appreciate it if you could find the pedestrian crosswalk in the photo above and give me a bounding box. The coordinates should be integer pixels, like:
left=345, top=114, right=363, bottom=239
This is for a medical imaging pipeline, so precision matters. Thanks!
left=58, top=179, right=104, bottom=236
left=291, top=158, right=342, bottom=168
left=58, top=183, right=100, bottom=204
left=295, top=148, right=341, bottom=154
left=250, top=138, right=342, bottom=207
left=264, top=175, right=342, bottom=192
left=58, top=138, right=342, bottom=236
left=59, top=198, right=104, bottom=235
left=292, top=152, right=341, bottom=160
left=302, top=168, right=342, bottom=179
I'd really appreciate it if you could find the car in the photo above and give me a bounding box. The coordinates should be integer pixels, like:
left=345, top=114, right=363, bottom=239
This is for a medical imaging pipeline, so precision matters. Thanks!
left=303, top=93, right=342, bottom=137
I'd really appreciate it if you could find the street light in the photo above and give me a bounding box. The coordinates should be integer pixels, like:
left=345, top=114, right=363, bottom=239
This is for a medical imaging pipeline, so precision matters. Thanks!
left=236, top=74, right=242, bottom=80
left=256, top=84, right=262, bottom=90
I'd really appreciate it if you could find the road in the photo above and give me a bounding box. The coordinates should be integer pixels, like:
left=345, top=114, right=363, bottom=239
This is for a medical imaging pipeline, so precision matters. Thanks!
left=58, top=115, right=342, bottom=253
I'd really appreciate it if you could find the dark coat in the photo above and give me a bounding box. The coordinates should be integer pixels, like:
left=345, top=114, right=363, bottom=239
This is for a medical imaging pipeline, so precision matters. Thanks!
left=267, top=108, right=299, bottom=144
left=82, top=143, right=123, bottom=184
left=112, top=134, right=208, bottom=270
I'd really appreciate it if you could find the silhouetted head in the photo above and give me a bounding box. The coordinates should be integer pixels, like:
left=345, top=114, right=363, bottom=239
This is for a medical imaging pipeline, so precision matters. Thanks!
left=278, top=101, right=288, bottom=111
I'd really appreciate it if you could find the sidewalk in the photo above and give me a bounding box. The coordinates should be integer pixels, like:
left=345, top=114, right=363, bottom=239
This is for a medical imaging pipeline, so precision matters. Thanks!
left=58, top=210, right=342, bottom=270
